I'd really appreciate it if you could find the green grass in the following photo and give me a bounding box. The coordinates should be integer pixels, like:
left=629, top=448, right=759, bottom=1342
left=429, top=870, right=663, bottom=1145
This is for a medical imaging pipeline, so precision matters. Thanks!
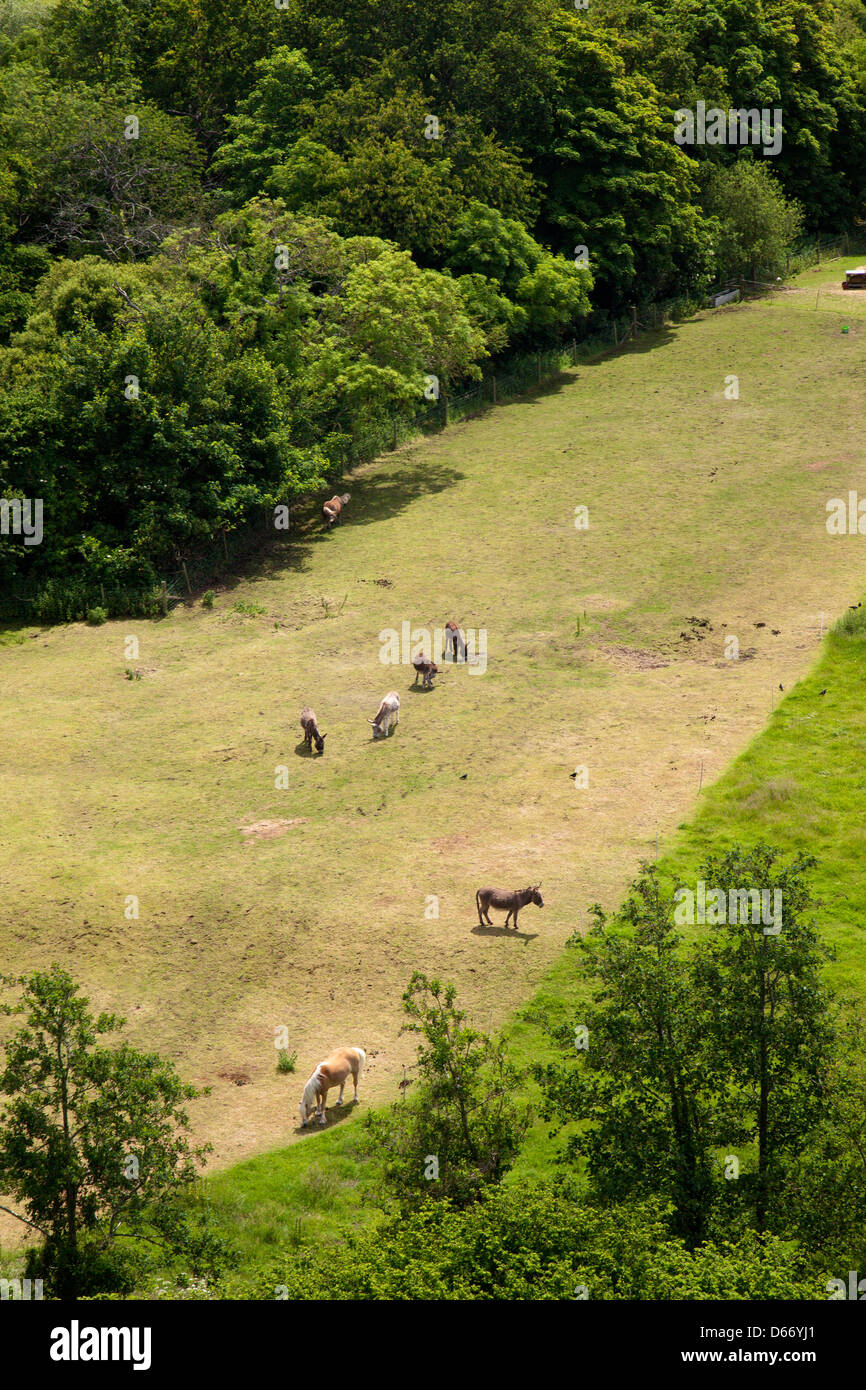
left=3, top=255, right=866, bottom=1286
left=162, top=565, right=866, bottom=1295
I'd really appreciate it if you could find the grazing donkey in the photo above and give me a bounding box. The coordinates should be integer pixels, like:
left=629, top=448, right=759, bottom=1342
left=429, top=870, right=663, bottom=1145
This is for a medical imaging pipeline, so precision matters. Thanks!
left=412, top=656, right=439, bottom=689
left=322, top=493, right=350, bottom=528
left=300, top=706, right=326, bottom=754
left=444, top=620, right=467, bottom=662
left=476, top=884, right=544, bottom=930
left=369, top=691, right=400, bottom=738
left=299, top=1046, right=366, bottom=1127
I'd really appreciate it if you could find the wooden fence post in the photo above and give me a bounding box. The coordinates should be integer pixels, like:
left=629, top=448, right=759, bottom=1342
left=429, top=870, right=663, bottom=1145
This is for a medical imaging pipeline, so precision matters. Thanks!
left=631, top=305, right=637, bottom=336
left=182, top=561, right=191, bottom=595
left=161, top=581, right=168, bottom=616
left=613, top=321, right=618, bottom=347
left=492, top=376, right=497, bottom=404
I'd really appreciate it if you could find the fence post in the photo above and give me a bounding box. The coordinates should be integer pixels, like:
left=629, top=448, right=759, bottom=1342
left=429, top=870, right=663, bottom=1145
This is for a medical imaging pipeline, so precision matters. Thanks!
left=181, top=561, right=191, bottom=596
left=631, top=305, right=637, bottom=337
left=537, top=353, right=542, bottom=385
left=613, top=321, right=618, bottom=347
left=161, top=581, right=168, bottom=616
left=492, top=376, right=497, bottom=404
left=816, top=242, right=820, bottom=266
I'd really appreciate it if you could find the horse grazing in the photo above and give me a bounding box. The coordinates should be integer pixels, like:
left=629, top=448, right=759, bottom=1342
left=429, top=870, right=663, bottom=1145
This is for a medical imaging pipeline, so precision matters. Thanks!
left=444, top=620, right=466, bottom=662
left=322, top=493, right=350, bottom=528
left=299, top=1046, right=366, bottom=1127
left=300, top=706, right=326, bottom=754
left=476, top=884, right=543, bottom=930
left=412, top=656, right=439, bottom=689
left=369, top=691, right=400, bottom=738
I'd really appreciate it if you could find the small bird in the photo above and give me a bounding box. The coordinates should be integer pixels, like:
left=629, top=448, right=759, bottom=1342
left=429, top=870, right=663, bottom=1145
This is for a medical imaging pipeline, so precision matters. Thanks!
left=771, top=629, right=780, bottom=635
left=778, top=684, right=784, bottom=691
left=850, top=603, right=861, bottom=611
left=819, top=688, right=827, bottom=696
left=459, top=773, right=468, bottom=780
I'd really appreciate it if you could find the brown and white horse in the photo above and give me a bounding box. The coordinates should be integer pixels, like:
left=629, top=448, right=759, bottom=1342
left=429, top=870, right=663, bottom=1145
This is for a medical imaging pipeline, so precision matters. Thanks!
left=322, top=493, right=350, bottom=528
left=299, top=1046, right=366, bottom=1127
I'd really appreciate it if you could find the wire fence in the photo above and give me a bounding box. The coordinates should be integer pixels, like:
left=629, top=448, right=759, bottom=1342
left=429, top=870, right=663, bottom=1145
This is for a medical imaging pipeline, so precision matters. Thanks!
left=3, top=232, right=860, bottom=625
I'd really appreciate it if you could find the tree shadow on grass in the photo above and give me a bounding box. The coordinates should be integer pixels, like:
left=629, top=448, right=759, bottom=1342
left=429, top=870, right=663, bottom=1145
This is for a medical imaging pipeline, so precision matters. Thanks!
left=175, top=457, right=466, bottom=605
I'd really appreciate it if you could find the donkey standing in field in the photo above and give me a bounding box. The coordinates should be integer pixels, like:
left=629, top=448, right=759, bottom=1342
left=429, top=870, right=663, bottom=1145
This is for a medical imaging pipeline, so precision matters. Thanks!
left=322, top=493, right=350, bottom=528
left=369, top=691, right=400, bottom=738
left=412, top=656, right=439, bottom=688
left=300, top=706, right=326, bottom=754
left=476, top=884, right=544, bottom=930
left=444, top=620, right=467, bottom=662
left=299, top=1046, right=366, bottom=1127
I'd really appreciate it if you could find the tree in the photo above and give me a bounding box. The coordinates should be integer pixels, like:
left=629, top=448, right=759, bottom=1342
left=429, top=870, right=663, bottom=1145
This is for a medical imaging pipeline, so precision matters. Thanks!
left=0, top=252, right=327, bottom=595
left=780, top=1008, right=866, bottom=1271
left=253, top=1184, right=826, bottom=1300
left=539, top=30, right=716, bottom=310
left=365, top=974, right=530, bottom=1207
left=537, top=848, right=838, bottom=1244
left=701, top=159, right=803, bottom=283
left=0, top=966, right=222, bottom=1296
left=693, top=844, right=834, bottom=1232
left=535, top=865, right=719, bottom=1246
left=0, top=64, right=205, bottom=259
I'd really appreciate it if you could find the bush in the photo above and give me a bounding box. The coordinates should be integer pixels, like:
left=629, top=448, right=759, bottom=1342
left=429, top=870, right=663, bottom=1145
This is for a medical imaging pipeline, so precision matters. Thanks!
left=85, top=607, right=107, bottom=625
left=276, top=1049, right=297, bottom=1074
left=201, top=590, right=216, bottom=609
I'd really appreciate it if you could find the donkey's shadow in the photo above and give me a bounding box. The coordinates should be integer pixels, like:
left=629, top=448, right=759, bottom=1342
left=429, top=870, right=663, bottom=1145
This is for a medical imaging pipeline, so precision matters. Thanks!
left=295, top=1099, right=359, bottom=1134
left=471, top=925, right=538, bottom=944
left=293, top=740, right=322, bottom=757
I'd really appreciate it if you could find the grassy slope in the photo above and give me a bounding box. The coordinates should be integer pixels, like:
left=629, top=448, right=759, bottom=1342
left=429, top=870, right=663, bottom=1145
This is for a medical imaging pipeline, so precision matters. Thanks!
left=200, top=570, right=866, bottom=1298
left=2, top=258, right=866, bottom=1283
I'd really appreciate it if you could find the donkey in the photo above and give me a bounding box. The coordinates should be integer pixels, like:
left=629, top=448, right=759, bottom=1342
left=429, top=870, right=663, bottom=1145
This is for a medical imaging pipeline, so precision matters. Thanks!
left=412, top=656, right=439, bottom=689
left=476, top=884, right=543, bottom=930
left=444, top=620, right=467, bottom=662
left=299, top=1046, right=366, bottom=1127
left=322, top=493, right=350, bottom=528
left=369, top=691, right=400, bottom=738
left=300, top=706, right=326, bottom=754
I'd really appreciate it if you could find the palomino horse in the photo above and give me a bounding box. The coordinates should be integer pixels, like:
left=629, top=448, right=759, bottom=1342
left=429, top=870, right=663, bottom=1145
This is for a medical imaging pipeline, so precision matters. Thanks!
left=476, top=884, right=543, bottom=930
left=299, top=1046, right=366, bottom=1127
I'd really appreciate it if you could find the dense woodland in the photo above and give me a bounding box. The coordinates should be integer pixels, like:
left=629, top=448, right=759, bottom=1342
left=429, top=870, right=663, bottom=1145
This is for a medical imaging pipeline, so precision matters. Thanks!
left=0, top=0, right=864, bottom=600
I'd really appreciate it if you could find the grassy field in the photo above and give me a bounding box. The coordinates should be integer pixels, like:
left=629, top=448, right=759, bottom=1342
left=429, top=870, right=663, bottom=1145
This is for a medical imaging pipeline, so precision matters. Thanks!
left=195, top=597, right=866, bottom=1295
left=2, top=256, right=866, bottom=1269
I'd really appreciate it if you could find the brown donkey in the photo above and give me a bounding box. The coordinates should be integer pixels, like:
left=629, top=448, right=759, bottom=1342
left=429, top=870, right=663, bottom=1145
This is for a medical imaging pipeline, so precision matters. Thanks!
left=476, top=884, right=543, bottom=930
left=300, top=706, right=326, bottom=754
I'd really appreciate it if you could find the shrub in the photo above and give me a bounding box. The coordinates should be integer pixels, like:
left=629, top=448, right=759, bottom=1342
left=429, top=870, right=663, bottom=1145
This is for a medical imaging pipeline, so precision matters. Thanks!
left=85, top=607, right=107, bottom=625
